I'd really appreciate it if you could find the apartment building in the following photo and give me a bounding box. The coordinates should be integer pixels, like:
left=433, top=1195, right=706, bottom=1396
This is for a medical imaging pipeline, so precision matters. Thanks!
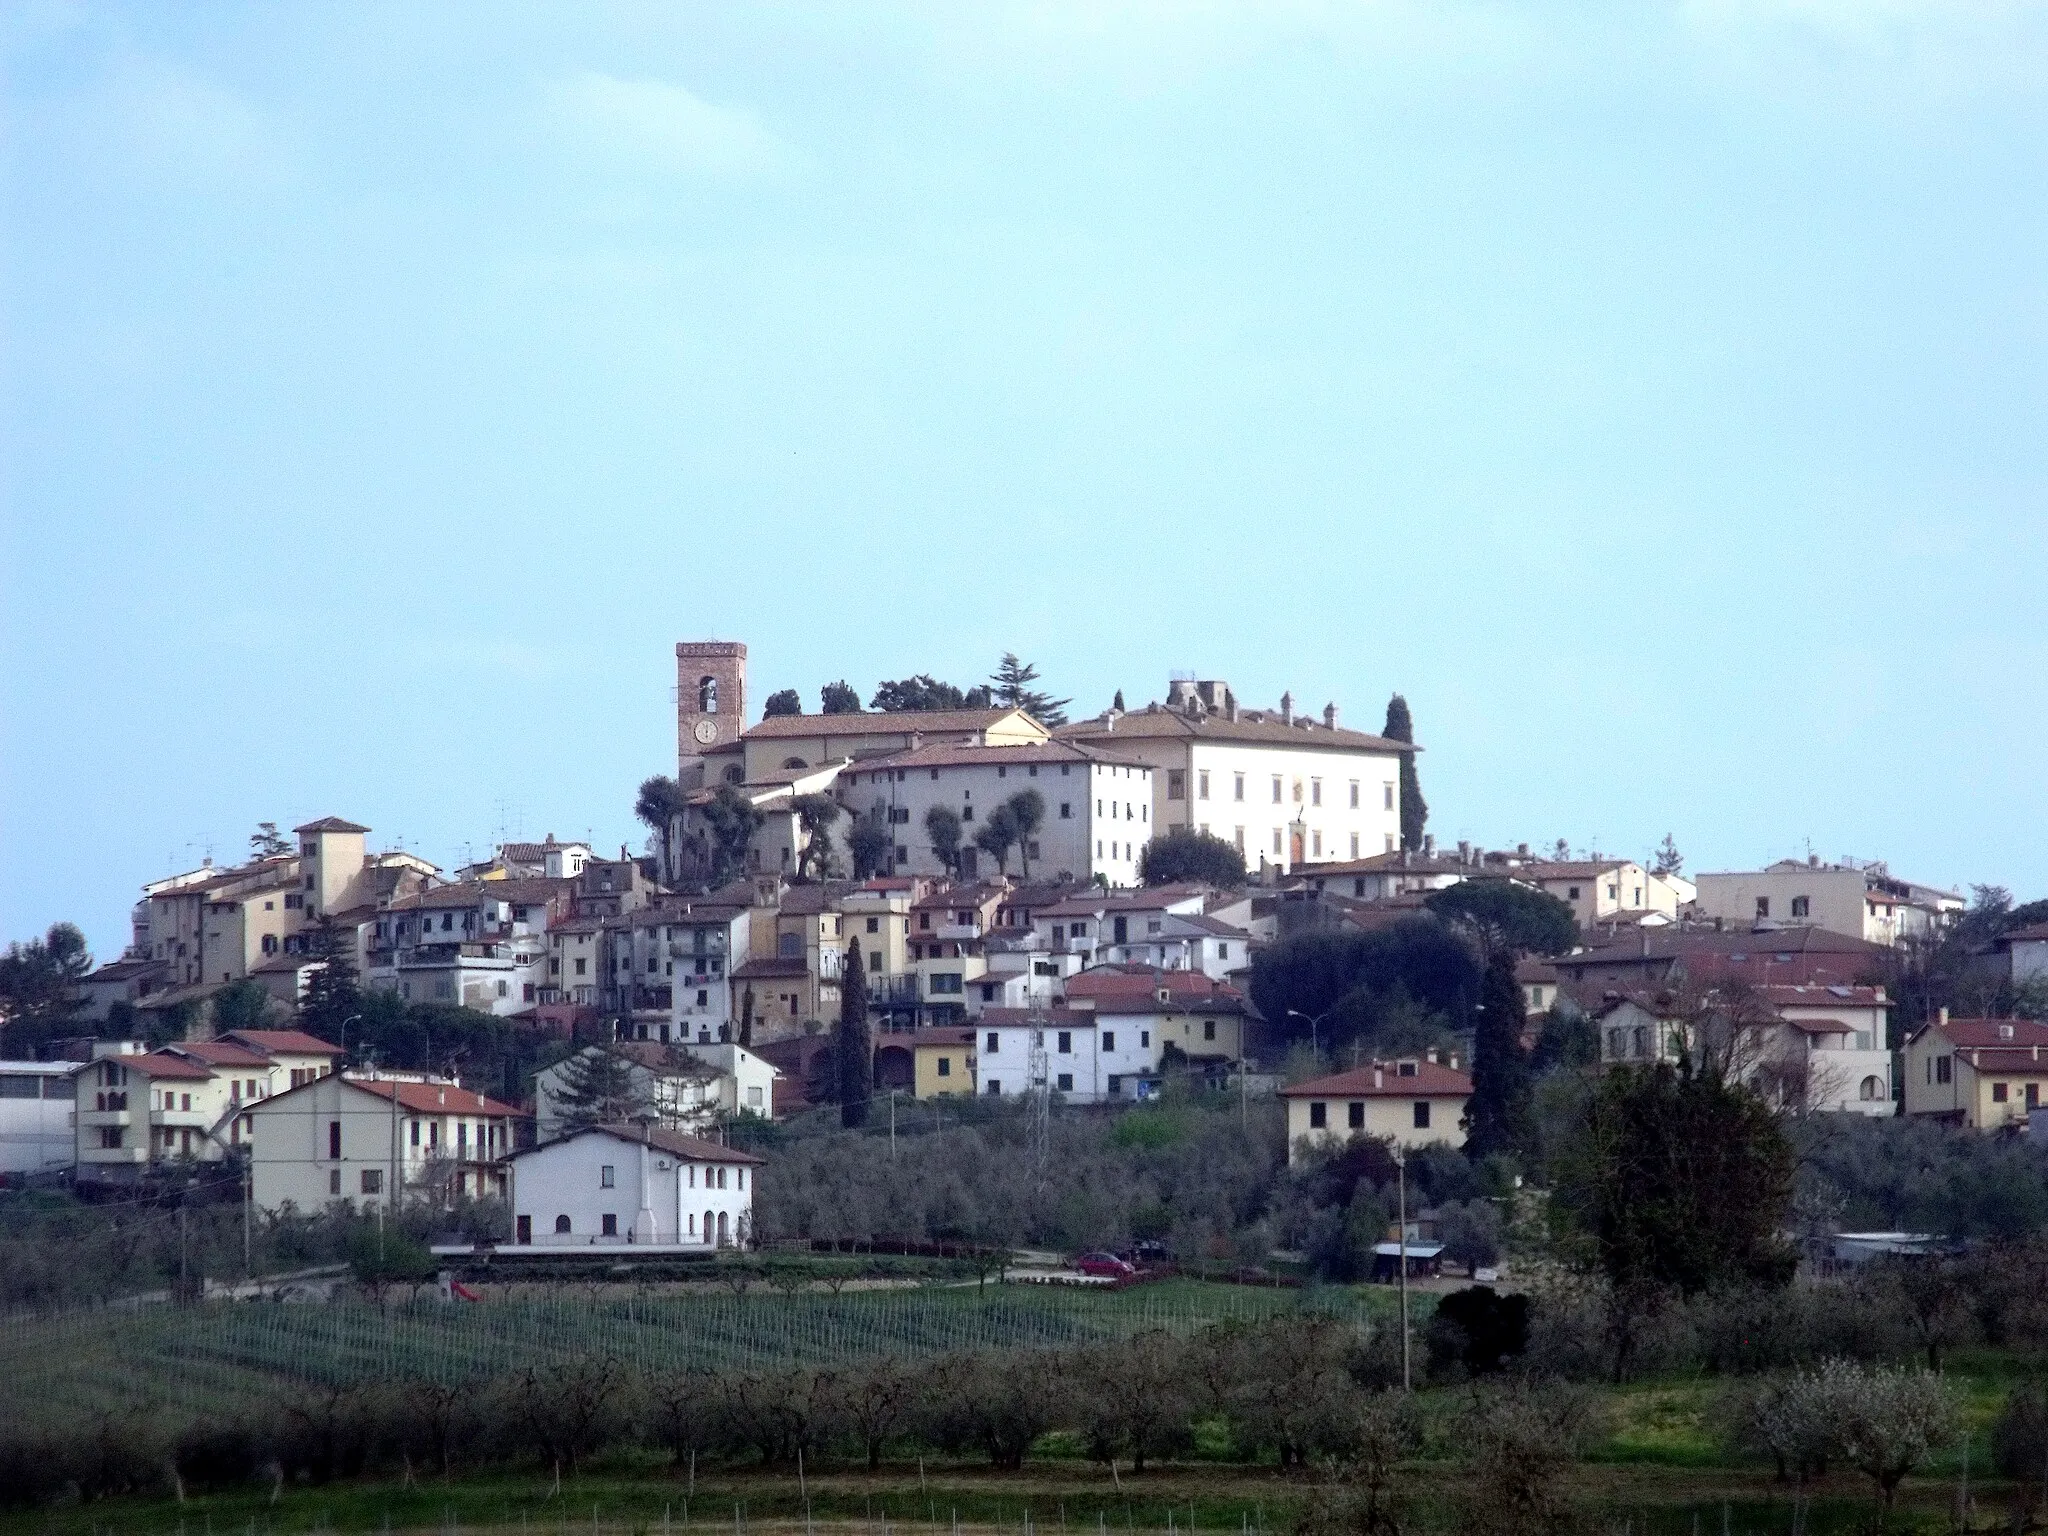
left=1060, top=679, right=1407, bottom=874
left=1281, top=1059, right=1474, bottom=1161
left=0, top=1060, right=81, bottom=1176
left=364, top=878, right=565, bottom=1014
left=838, top=740, right=1154, bottom=886
left=247, top=1071, right=520, bottom=1213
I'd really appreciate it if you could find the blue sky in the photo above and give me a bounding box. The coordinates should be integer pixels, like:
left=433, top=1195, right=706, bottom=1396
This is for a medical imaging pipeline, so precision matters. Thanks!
left=3, top=2, right=2044, bottom=961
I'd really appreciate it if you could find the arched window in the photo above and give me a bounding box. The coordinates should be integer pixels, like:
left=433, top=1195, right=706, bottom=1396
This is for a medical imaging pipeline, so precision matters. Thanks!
left=717, top=1210, right=730, bottom=1244
left=554, top=1214, right=571, bottom=1234
left=703, top=1208, right=716, bottom=1245
left=1860, top=1075, right=1882, bottom=1101
left=699, top=675, right=719, bottom=714
left=782, top=757, right=808, bottom=771
left=723, top=765, right=744, bottom=784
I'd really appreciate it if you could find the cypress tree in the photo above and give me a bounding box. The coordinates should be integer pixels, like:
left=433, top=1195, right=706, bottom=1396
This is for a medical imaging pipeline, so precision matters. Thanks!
left=550, top=1046, right=649, bottom=1132
left=738, top=986, right=755, bottom=1050
left=298, top=916, right=362, bottom=1052
left=1383, top=694, right=1429, bottom=853
left=837, top=942, right=872, bottom=1128
left=1465, top=949, right=1535, bottom=1161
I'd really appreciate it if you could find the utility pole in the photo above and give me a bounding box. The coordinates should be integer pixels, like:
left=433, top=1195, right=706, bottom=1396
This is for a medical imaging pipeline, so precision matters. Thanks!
left=1394, top=1145, right=1410, bottom=1392
left=888, top=1089, right=897, bottom=1158
left=242, top=1157, right=253, bottom=1278
left=177, top=1196, right=190, bottom=1305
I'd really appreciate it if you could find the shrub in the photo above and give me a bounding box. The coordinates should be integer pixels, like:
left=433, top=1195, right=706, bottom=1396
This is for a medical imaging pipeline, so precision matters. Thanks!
left=1426, top=1285, right=1530, bottom=1377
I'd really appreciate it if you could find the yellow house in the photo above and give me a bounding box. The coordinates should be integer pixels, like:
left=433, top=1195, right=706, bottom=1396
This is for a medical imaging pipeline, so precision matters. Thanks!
left=913, top=1027, right=978, bottom=1098
left=1280, top=1058, right=1473, bottom=1164
left=1904, top=1014, right=2048, bottom=1130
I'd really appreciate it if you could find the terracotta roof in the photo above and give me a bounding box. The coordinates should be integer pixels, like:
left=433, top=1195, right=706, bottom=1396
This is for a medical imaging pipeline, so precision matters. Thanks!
left=605, top=1042, right=719, bottom=1077
left=979, top=1006, right=1095, bottom=1028
left=385, top=878, right=569, bottom=911
left=123, top=1052, right=219, bottom=1080
left=1296, top=852, right=1475, bottom=878
left=741, top=763, right=850, bottom=788
left=1515, top=958, right=1559, bottom=984
left=1064, top=967, right=1243, bottom=1004
left=293, top=817, right=370, bottom=834
left=1037, top=885, right=1214, bottom=919
left=731, top=957, right=812, bottom=980
left=80, top=957, right=168, bottom=985
left=346, top=1078, right=522, bottom=1117
left=221, top=1028, right=343, bottom=1056
left=167, top=1039, right=275, bottom=1067
left=1523, top=860, right=1632, bottom=880
left=1062, top=710, right=1415, bottom=755
left=511, top=1123, right=764, bottom=1165
left=853, top=740, right=1147, bottom=773
left=1928, top=1017, right=2048, bottom=1050
left=250, top=953, right=323, bottom=975
left=744, top=707, right=1039, bottom=741
left=1282, top=1061, right=1474, bottom=1098
left=1948, top=1048, right=2048, bottom=1073
left=2005, top=923, right=2048, bottom=944
left=1784, top=1016, right=1856, bottom=1035
left=1756, top=984, right=1888, bottom=1010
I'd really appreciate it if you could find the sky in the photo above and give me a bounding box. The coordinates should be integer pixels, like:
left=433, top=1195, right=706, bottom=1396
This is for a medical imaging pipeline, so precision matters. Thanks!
left=2, top=1, right=2045, bottom=962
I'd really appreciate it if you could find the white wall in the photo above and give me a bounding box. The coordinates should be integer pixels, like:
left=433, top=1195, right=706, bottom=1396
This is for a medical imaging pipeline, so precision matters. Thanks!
left=0, top=1065, right=77, bottom=1175
left=509, top=1131, right=754, bottom=1246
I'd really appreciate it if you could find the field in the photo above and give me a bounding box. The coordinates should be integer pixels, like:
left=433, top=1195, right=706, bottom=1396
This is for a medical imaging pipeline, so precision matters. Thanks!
left=0, top=1279, right=1401, bottom=1429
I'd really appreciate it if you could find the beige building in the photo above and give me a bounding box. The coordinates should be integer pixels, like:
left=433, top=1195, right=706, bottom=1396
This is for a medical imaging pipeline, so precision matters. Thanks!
left=1904, top=1015, right=2048, bottom=1129
left=1281, top=1058, right=1473, bottom=1162
left=1060, top=679, right=1407, bottom=874
left=247, top=1071, right=520, bottom=1214
left=707, top=707, right=1049, bottom=789
left=1517, top=859, right=1687, bottom=928
left=1695, top=859, right=1959, bottom=947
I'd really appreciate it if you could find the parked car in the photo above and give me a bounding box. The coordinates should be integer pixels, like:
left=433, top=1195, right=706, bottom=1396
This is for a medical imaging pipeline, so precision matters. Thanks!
left=1075, top=1251, right=1137, bottom=1280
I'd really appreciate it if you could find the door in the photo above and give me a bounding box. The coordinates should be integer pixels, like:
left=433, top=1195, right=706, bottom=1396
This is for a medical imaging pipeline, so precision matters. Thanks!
left=516, top=1214, right=532, bottom=1245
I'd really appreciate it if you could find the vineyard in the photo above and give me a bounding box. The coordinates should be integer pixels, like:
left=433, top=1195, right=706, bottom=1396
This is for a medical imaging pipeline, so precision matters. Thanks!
left=0, top=1279, right=1392, bottom=1431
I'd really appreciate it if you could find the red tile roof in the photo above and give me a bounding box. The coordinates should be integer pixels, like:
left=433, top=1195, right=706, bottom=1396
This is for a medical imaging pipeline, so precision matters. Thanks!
left=346, top=1078, right=522, bottom=1117
left=222, top=1029, right=343, bottom=1056
left=1061, top=710, right=1414, bottom=755
left=293, top=817, right=370, bottom=834
left=123, top=1052, right=219, bottom=1080
left=1929, top=1017, right=2048, bottom=1050
left=855, top=740, right=1147, bottom=773
left=1282, top=1061, right=1474, bottom=1098
left=1755, top=984, right=1888, bottom=1010
left=509, top=1123, right=764, bottom=1165
left=168, top=1039, right=275, bottom=1067
left=744, top=707, right=1037, bottom=741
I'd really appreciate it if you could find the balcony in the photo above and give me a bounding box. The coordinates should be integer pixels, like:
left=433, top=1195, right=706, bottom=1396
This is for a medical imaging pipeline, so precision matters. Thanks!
left=81, top=1145, right=151, bottom=1165
left=151, top=1108, right=216, bottom=1129
left=870, top=976, right=920, bottom=1006
left=79, top=1109, right=134, bottom=1128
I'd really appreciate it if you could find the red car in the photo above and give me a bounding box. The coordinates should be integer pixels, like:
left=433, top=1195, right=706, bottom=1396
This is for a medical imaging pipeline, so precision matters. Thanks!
left=1075, top=1252, right=1138, bottom=1281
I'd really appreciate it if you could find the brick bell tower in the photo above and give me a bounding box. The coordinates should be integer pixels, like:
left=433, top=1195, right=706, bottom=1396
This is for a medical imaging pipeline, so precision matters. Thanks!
left=676, top=640, right=747, bottom=784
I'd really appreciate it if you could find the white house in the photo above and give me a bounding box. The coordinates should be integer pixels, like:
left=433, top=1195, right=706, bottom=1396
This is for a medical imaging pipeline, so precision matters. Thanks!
left=1060, top=679, right=1408, bottom=874
left=246, top=1071, right=520, bottom=1213
left=1999, top=922, right=2048, bottom=988
left=1281, top=1059, right=1474, bottom=1163
left=1694, top=860, right=1957, bottom=947
left=837, top=740, right=1154, bottom=887
left=974, top=1006, right=1155, bottom=1104
left=506, top=1123, right=762, bottom=1248
left=1519, top=860, right=1686, bottom=928
left=1594, top=986, right=1893, bottom=1115
left=533, top=1040, right=780, bottom=1141
left=1063, top=966, right=1250, bottom=1070
left=0, top=1060, right=80, bottom=1177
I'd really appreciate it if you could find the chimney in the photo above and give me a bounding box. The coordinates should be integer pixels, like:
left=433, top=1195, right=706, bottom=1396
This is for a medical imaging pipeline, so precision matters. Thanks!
left=1280, top=691, right=1294, bottom=725
left=1225, top=696, right=1239, bottom=722
left=1425, top=1047, right=1438, bottom=1065
left=1939, top=1007, right=1950, bottom=1027
left=908, top=730, right=924, bottom=751
left=1423, top=834, right=1435, bottom=856
left=1449, top=1052, right=1459, bottom=1071
left=1323, top=702, right=1338, bottom=729
left=1809, top=854, right=1819, bottom=867
left=1517, top=843, right=1529, bottom=858
left=1458, top=840, right=1471, bottom=863
left=1373, top=1065, right=1384, bottom=1089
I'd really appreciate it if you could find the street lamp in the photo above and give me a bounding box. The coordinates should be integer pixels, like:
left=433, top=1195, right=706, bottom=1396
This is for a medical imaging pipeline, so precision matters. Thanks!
left=1286, top=1007, right=1333, bottom=1059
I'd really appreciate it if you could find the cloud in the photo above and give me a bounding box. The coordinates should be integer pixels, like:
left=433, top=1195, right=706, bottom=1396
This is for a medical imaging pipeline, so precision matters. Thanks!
left=546, top=72, right=793, bottom=177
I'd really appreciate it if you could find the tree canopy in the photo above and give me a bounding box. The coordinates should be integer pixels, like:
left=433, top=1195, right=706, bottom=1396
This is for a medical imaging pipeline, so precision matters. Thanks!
left=790, top=794, right=843, bottom=881
left=297, top=916, right=362, bottom=1055
left=869, top=675, right=993, bottom=712
left=762, top=688, right=803, bottom=717
left=972, top=801, right=1020, bottom=874
left=634, top=775, right=689, bottom=878
left=924, top=805, right=964, bottom=876
left=1005, top=789, right=1046, bottom=878
left=847, top=813, right=892, bottom=879
left=1464, top=949, right=1535, bottom=1161
left=1247, top=918, right=1481, bottom=1056
left=1382, top=694, right=1428, bottom=853
left=989, top=653, right=1070, bottom=726
left=820, top=680, right=862, bottom=714
left=837, top=943, right=872, bottom=1128
left=549, top=1046, right=650, bottom=1131
left=250, top=822, right=292, bottom=858
left=1425, top=880, right=1579, bottom=956
left=1550, top=1057, right=1796, bottom=1297
left=1139, top=827, right=1248, bottom=888
left=0, top=921, right=91, bottom=1055
left=698, top=784, right=765, bottom=889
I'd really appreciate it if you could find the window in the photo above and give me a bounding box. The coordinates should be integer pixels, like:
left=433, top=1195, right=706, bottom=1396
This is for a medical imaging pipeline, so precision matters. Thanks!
left=1935, top=1055, right=1952, bottom=1084
left=1057, top=1031, right=1071, bottom=1054
left=1756, top=897, right=1771, bottom=919
left=1234, top=773, right=1245, bottom=801
left=1311, top=831, right=1322, bottom=857
left=602, top=1213, right=618, bottom=1236
left=1102, top=1031, right=1115, bottom=1052
left=2030, top=1084, right=2041, bottom=1110
left=1140, top=1031, right=1149, bottom=1047
left=1271, top=776, right=1283, bottom=804
left=930, top=973, right=962, bottom=995
left=1347, top=1102, right=1364, bottom=1129
left=1791, top=896, right=1810, bottom=918
left=937, top=1056, right=951, bottom=1078
left=1860, top=1076, right=1882, bottom=1102
left=555, top=1214, right=572, bottom=1234
left=329, top=1170, right=342, bottom=1195
left=866, top=917, right=880, bottom=934
left=1310, top=778, right=1322, bottom=806
left=1234, top=827, right=1245, bottom=851
left=1198, top=771, right=1210, bottom=800
left=600, top=1164, right=616, bottom=1188
left=361, top=1169, right=383, bottom=1195
left=1350, top=834, right=1360, bottom=859
left=985, top=1080, right=1002, bottom=1095
left=1056, top=1073, right=1073, bottom=1092
left=1567, top=886, right=1581, bottom=901
left=1060, top=802, right=1072, bottom=819
left=1349, top=781, right=1360, bottom=809
left=986, top=1032, right=1000, bottom=1053
left=1994, top=1082, right=2009, bottom=1102
left=575, top=958, right=587, bottom=975
left=1412, top=1102, right=1431, bottom=1129
left=1167, top=770, right=1185, bottom=800
left=1308, top=1101, right=1327, bottom=1129
left=328, top=1120, right=341, bottom=1159
left=1272, top=829, right=1282, bottom=855
left=1203, top=1019, right=1216, bottom=1041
